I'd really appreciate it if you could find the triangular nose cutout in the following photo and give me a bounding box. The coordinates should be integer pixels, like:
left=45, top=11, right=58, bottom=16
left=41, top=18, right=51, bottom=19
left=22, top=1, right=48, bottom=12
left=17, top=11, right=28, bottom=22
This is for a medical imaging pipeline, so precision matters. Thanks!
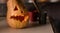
left=14, top=6, right=18, bottom=11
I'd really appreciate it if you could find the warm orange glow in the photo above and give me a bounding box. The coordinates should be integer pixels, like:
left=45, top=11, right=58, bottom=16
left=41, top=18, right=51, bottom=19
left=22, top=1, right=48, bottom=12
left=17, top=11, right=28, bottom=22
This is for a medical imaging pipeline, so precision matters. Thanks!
left=38, top=0, right=48, bottom=2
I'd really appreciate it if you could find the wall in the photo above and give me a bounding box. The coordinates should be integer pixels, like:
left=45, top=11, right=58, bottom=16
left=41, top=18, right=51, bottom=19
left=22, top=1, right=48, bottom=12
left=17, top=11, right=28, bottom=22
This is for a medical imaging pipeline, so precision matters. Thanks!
left=0, top=0, right=7, bottom=3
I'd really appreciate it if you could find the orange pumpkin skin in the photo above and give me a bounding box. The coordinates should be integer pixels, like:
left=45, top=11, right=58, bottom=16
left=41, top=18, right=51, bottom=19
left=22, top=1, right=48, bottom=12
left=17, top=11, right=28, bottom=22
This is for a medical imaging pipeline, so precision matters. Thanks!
left=7, top=0, right=29, bottom=28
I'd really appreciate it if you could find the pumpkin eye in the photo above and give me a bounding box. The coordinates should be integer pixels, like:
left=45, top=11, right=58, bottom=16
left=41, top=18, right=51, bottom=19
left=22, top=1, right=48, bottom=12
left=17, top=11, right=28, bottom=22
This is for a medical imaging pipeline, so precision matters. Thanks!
left=14, top=6, right=18, bottom=11
left=21, top=11, right=23, bottom=13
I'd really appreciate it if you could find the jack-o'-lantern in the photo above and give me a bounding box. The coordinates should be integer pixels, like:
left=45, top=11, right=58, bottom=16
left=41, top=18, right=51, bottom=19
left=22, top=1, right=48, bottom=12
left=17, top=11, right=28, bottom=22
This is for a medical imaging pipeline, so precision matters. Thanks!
left=7, top=0, right=29, bottom=28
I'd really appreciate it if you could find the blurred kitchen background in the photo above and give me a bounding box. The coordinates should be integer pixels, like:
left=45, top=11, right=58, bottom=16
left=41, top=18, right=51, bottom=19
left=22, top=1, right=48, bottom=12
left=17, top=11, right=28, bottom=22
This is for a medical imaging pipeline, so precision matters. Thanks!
left=0, top=0, right=59, bottom=17
left=0, top=0, right=60, bottom=33
left=0, top=0, right=7, bottom=17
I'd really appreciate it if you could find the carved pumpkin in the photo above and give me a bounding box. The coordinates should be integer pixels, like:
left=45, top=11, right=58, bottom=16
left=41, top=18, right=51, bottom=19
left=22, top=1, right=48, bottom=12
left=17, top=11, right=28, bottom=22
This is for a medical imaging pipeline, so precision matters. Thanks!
left=7, top=0, right=29, bottom=28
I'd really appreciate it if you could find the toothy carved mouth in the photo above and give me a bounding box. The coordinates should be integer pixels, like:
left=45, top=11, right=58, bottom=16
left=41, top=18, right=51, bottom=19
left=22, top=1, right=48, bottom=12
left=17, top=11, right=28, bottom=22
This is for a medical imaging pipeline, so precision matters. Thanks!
left=10, top=16, right=25, bottom=22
